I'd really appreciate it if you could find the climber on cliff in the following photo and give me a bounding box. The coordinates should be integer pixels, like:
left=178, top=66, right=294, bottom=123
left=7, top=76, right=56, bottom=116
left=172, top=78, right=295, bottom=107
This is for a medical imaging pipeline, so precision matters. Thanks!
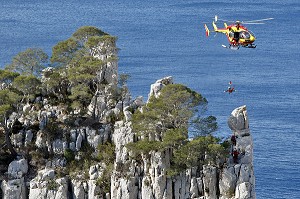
left=231, top=134, right=236, bottom=146
left=232, top=148, right=239, bottom=164
left=224, top=81, right=235, bottom=94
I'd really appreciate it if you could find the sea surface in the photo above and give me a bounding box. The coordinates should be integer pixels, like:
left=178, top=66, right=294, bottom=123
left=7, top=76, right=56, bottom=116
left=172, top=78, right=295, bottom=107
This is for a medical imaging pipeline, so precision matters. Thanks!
left=1, top=0, right=299, bottom=198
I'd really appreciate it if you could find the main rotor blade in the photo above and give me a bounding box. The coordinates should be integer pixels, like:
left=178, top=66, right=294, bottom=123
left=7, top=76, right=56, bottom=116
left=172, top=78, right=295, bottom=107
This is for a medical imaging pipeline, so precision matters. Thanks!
left=243, top=18, right=274, bottom=23
left=242, top=22, right=265, bottom=24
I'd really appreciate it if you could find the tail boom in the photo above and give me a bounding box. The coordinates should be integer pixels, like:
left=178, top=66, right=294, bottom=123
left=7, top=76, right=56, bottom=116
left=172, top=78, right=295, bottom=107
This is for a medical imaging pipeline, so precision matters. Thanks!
left=204, top=24, right=210, bottom=37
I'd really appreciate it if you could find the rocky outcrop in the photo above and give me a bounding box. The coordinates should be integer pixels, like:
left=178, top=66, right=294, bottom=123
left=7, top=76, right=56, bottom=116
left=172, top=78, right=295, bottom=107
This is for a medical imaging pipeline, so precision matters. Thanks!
left=148, top=76, right=173, bottom=101
left=226, top=105, right=255, bottom=199
left=29, top=168, right=69, bottom=199
left=110, top=79, right=256, bottom=199
left=1, top=75, right=256, bottom=199
left=0, top=27, right=256, bottom=199
left=1, top=159, right=28, bottom=199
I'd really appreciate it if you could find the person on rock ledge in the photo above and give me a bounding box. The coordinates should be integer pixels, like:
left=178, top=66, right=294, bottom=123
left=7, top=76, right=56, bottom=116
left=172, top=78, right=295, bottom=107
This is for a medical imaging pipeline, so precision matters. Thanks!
left=231, top=134, right=236, bottom=146
left=232, top=148, right=239, bottom=164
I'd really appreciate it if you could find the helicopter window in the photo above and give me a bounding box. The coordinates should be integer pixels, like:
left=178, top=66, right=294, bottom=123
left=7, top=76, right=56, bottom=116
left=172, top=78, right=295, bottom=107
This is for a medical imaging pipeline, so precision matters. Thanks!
left=240, top=31, right=250, bottom=39
left=234, top=32, right=240, bottom=39
left=229, top=32, right=234, bottom=37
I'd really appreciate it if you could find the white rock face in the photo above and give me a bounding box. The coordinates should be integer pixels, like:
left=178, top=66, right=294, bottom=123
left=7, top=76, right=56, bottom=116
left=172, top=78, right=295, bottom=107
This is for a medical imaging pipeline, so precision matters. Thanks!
left=29, top=169, right=69, bottom=199
left=148, top=76, right=173, bottom=101
left=90, top=38, right=118, bottom=85
left=1, top=159, right=28, bottom=199
left=110, top=81, right=256, bottom=199
left=1, top=178, right=27, bottom=199
left=203, top=165, right=217, bottom=199
left=71, top=180, right=88, bottom=199
left=224, top=105, right=256, bottom=199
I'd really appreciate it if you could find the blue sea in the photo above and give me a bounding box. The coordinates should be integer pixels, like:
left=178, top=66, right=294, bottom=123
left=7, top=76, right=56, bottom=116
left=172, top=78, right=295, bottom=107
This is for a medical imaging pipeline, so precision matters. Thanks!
left=0, top=0, right=299, bottom=198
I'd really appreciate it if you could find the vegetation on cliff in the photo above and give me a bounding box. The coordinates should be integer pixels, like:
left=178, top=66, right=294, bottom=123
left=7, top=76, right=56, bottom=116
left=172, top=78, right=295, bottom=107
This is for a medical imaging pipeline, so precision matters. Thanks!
left=0, top=26, right=117, bottom=178
left=128, top=83, right=229, bottom=175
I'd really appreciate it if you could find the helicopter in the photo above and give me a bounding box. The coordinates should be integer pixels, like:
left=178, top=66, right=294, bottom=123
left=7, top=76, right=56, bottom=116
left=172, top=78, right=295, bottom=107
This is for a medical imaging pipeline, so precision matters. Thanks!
left=204, top=16, right=274, bottom=50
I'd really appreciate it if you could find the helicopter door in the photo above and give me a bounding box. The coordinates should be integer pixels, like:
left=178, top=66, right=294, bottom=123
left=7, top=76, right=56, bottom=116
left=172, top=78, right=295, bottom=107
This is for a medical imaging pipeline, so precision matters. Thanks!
left=233, top=32, right=240, bottom=41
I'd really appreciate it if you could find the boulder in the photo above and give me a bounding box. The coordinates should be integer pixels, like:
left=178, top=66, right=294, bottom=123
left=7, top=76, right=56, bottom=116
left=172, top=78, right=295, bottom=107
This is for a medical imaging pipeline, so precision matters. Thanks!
left=228, top=105, right=249, bottom=131
left=8, top=159, right=28, bottom=179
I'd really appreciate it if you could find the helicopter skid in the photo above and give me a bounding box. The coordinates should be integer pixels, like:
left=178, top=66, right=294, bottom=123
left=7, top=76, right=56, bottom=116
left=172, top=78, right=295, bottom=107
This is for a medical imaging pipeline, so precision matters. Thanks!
left=222, top=43, right=256, bottom=50
left=242, top=44, right=256, bottom=48
left=222, top=44, right=240, bottom=50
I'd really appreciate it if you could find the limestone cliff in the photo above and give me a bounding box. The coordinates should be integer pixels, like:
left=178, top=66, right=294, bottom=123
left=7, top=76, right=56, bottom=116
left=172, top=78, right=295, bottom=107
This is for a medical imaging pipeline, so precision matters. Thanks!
left=110, top=78, right=255, bottom=199
left=0, top=30, right=255, bottom=199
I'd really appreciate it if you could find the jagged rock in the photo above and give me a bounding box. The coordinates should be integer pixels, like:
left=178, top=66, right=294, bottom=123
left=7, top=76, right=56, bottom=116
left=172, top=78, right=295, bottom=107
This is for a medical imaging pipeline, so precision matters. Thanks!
left=133, top=96, right=144, bottom=108
left=63, top=141, right=68, bottom=151
left=76, top=133, right=83, bottom=151
left=46, top=158, right=67, bottom=168
left=70, top=129, right=77, bottom=142
left=52, top=139, right=64, bottom=154
left=1, top=59, right=257, bottom=199
left=1, top=177, right=27, bottom=199
left=190, top=177, right=199, bottom=198
left=123, top=106, right=132, bottom=122
left=1, top=159, right=28, bottom=199
left=148, top=76, right=173, bottom=101
left=25, top=130, right=33, bottom=146
left=29, top=176, right=69, bottom=199
left=112, top=121, right=134, bottom=163
left=88, top=180, right=101, bottom=199
left=8, top=159, right=28, bottom=179
left=11, top=131, right=23, bottom=148
left=35, top=131, right=47, bottom=148
left=86, top=127, right=102, bottom=148
left=89, top=165, right=99, bottom=180
left=219, top=166, right=237, bottom=198
left=38, top=110, right=49, bottom=130
left=197, top=177, right=204, bottom=196
left=36, top=168, right=55, bottom=181
left=203, top=165, right=217, bottom=199
left=29, top=168, right=69, bottom=199
left=70, top=142, right=76, bottom=151
left=71, top=180, right=88, bottom=199
left=235, top=182, right=252, bottom=199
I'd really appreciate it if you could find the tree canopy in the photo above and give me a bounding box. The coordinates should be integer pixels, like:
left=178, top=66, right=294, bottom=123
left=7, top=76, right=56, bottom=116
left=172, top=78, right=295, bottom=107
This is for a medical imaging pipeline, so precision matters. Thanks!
left=5, top=48, right=48, bottom=76
left=128, top=84, right=227, bottom=175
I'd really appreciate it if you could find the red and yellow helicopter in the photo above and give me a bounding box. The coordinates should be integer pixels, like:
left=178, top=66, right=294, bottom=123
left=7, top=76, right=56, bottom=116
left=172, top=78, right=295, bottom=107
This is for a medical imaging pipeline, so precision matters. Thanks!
left=204, top=16, right=274, bottom=50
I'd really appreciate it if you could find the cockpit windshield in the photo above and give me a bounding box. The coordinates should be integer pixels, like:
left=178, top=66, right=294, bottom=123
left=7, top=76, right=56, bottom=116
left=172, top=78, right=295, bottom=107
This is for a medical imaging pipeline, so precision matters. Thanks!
left=239, top=31, right=251, bottom=39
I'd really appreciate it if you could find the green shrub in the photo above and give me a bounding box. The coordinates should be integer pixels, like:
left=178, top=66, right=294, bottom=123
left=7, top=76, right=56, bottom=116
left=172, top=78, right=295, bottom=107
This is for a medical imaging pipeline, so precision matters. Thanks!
left=47, top=179, right=58, bottom=190
left=64, top=149, right=75, bottom=162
